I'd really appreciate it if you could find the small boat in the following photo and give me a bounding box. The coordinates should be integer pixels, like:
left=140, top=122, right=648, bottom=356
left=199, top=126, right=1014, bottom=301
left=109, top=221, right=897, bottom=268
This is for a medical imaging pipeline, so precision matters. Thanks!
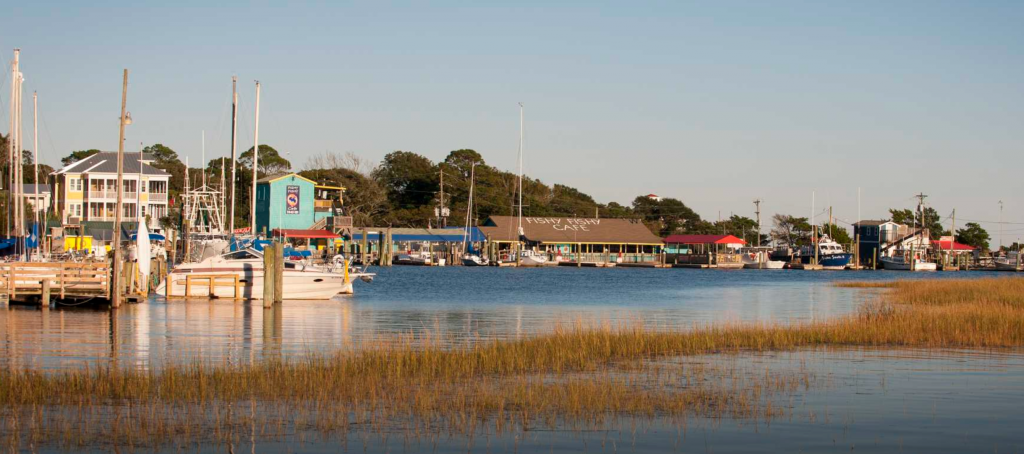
left=994, top=252, right=1022, bottom=271
left=740, top=247, right=785, bottom=269
left=158, top=248, right=374, bottom=299
left=880, top=254, right=937, bottom=271
left=461, top=254, right=490, bottom=266
left=519, top=249, right=549, bottom=267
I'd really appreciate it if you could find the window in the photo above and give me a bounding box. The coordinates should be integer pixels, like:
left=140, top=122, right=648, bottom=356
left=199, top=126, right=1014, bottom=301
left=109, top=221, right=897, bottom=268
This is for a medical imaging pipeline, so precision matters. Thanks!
left=141, top=180, right=147, bottom=192
left=68, top=178, right=82, bottom=192
left=72, top=203, right=82, bottom=218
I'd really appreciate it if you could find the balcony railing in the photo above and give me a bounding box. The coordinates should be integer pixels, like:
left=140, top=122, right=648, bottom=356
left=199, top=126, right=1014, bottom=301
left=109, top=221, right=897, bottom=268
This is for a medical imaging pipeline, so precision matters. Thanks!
left=149, top=193, right=167, bottom=202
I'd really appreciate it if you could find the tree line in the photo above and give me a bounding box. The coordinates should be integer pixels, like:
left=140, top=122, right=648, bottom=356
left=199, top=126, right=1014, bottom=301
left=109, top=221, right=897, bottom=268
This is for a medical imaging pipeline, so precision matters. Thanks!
left=41, top=140, right=996, bottom=251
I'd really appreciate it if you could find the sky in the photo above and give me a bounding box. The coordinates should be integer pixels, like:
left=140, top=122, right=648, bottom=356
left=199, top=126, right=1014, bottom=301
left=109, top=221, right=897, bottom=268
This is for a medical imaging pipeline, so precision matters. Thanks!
left=2, top=1, right=1023, bottom=245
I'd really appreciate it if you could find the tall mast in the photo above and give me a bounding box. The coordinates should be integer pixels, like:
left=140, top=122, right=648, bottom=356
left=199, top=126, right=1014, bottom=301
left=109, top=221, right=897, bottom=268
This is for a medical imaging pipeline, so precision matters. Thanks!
left=250, top=81, right=260, bottom=233
left=463, top=162, right=476, bottom=255
left=220, top=156, right=226, bottom=228
left=7, top=50, right=16, bottom=237
left=33, top=91, right=38, bottom=254
left=201, top=130, right=206, bottom=188
left=516, top=102, right=524, bottom=236
left=15, top=59, right=23, bottom=239
left=111, top=69, right=129, bottom=308
left=229, top=76, right=238, bottom=233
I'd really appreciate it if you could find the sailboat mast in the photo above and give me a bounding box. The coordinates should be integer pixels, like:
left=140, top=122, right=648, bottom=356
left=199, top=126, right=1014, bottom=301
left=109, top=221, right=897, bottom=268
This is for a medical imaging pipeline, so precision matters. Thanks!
left=220, top=157, right=225, bottom=229
left=33, top=91, right=38, bottom=255
left=7, top=50, right=16, bottom=237
left=229, top=76, right=238, bottom=233
left=250, top=81, right=260, bottom=234
left=201, top=130, right=206, bottom=188
left=463, top=162, right=476, bottom=255
left=516, top=102, right=524, bottom=236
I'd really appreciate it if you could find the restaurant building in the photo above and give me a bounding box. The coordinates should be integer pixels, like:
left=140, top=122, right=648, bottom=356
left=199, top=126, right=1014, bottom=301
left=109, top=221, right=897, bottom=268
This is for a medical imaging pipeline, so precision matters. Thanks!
left=478, top=216, right=664, bottom=264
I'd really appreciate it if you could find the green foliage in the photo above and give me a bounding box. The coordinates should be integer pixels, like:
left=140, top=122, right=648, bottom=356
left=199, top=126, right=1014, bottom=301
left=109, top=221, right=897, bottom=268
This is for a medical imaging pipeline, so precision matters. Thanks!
left=631, top=196, right=702, bottom=236
left=889, top=207, right=947, bottom=238
left=714, top=215, right=769, bottom=245
left=820, top=222, right=853, bottom=245
left=239, top=145, right=291, bottom=177
left=956, top=222, right=990, bottom=250
left=61, top=149, right=101, bottom=166
left=299, top=167, right=387, bottom=227
left=771, top=214, right=812, bottom=247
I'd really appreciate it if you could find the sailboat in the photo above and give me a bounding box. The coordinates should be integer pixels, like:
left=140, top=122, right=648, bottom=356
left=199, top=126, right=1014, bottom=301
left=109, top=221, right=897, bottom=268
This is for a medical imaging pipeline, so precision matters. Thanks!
left=514, top=103, right=548, bottom=267
left=461, top=162, right=489, bottom=266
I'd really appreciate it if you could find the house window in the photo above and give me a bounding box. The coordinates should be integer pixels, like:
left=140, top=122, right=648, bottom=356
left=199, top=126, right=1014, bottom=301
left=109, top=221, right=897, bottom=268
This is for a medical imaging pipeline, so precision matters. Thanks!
left=68, top=178, right=82, bottom=192
left=141, top=180, right=147, bottom=192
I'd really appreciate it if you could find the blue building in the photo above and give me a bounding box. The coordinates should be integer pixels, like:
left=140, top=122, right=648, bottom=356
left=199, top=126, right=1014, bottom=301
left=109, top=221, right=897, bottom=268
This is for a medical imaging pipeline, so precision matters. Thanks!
left=255, top=173, right=317, bottom=235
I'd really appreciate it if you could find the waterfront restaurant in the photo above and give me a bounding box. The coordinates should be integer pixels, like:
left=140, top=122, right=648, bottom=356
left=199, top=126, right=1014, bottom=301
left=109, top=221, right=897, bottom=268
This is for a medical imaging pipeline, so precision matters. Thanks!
left=478, top=216, right=664, bottom=264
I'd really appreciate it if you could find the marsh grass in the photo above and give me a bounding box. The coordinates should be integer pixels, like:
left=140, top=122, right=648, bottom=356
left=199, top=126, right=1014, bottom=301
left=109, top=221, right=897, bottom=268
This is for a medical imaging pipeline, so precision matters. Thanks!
left=2, top=277, right=1022, bottom=451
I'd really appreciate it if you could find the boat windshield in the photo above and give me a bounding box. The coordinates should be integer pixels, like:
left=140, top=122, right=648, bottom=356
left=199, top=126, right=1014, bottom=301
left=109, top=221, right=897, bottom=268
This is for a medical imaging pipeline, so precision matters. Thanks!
left=221, top=250, right=261, bottom=261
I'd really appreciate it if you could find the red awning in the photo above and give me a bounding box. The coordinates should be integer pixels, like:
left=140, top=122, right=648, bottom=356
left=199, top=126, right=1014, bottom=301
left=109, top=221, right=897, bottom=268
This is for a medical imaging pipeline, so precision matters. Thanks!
left=931, top=239, right=975, bottom=251
left=663, top=234, right=747, bottom=245
left=272, top=229, right=339, bottom=239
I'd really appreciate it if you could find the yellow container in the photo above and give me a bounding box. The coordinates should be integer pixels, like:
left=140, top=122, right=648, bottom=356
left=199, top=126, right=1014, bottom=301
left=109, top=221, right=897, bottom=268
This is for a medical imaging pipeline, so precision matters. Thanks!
left=64, top=236, right=93, bottom=251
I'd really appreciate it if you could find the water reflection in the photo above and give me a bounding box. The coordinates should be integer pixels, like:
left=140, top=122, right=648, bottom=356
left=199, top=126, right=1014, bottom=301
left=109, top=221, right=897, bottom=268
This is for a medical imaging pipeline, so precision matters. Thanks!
left=0, top=268, right=1012, bottom=370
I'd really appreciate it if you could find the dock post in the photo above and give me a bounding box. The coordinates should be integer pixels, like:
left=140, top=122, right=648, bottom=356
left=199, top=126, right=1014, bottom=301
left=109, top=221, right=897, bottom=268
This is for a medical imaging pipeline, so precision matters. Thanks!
left=263, top=242, right=276, bottom=308
left=41, top=279, right=51, bottom=307
left=273, top=242, right=284, bottom=304
left=361, top=228, right=368, bottom=265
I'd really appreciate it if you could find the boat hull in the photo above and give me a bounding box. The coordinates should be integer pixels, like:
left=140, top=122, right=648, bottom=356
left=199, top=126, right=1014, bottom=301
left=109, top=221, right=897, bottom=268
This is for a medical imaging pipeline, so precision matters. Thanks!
left=743, top=261, right=786, bottom=269
left=994, top=261, right=1022, bottom=272
left=800, top=253, right=853, bottom=269
left=159, top=269, right=356, bottom=299
left=881, top=259, right=937, bottom=271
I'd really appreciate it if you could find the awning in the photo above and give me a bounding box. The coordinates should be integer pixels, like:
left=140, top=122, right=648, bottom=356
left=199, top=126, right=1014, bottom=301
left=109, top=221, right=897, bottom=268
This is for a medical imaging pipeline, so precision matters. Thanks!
left=272, top=229, right=339, bottom=239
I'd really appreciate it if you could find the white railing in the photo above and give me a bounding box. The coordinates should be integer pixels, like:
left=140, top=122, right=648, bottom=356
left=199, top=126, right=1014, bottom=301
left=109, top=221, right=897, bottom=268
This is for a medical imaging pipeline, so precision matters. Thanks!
left=149, top=193, right=167, bottom=202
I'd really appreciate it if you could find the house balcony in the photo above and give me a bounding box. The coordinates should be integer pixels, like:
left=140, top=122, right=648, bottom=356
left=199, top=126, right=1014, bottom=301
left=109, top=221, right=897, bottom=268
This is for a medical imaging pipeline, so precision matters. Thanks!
left=149, top=193, right=167, bottom=202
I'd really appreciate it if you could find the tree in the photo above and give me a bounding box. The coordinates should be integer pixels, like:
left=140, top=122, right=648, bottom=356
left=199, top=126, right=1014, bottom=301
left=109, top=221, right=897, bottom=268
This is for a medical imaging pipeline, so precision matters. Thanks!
left=373, top=151, right=438, bottom=209
left=301, top=152, right=388, bottom=227
left=820, top=222, right=853, bottom=245
left=889, top=207, right=947, bottom=238
left=632, top=196, right=702, bottom=236
left=714, top=215, right=769, bottom=246
left=955, top=222, right=990, bottom=250
left=239, top=145, right=291, bottom=177
left=771, top=214, right=811, bottom=247
left=61, top=149, right=101, bottom=166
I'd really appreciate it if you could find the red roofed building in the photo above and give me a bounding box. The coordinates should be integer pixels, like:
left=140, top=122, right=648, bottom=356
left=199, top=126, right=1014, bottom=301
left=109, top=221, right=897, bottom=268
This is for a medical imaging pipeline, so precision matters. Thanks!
left=930, top=237, right=975, bottom=252
left=663, top=234, right=748, bottom=268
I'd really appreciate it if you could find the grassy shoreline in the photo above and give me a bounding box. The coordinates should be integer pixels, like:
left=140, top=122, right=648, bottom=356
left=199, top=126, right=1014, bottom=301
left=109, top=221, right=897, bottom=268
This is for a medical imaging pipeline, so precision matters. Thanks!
left=2, top=277, right=1023, bottom=449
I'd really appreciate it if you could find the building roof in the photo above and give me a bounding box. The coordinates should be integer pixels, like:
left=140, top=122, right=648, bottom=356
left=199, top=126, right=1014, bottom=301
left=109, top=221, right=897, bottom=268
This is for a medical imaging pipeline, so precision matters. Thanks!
left=931, top=239, right=976, bottom=251
left=663, top=234, right=747, bottom=245
left=351, top=227, right=486, bottom=243
left=479, top=216, right=663, bottom=244
left=853, top=220, right=890, bottom=226
left=257, top=173, right=317, bottom=185
left=23, top=184, right=51, bottom=194
left=53, top=152, right=170, bottom=176
left=272, top=228, right=340, bottom=239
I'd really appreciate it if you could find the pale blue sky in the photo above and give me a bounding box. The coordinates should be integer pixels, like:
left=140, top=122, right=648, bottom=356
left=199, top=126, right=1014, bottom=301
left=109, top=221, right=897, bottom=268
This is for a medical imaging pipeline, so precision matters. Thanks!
left=3, top=1, right=1023, bottom=243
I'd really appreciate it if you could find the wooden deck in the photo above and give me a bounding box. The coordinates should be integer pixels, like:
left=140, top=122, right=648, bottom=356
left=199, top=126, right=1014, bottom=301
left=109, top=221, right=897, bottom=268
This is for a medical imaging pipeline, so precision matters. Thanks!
left=0, top=262, right=111, bottom=300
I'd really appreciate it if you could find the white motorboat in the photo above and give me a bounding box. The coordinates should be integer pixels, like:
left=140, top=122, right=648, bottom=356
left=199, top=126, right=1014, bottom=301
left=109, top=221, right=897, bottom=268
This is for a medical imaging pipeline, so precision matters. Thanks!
left=880, top=255, right=937, bottom=271
left=157, top=248, right=374, bottom=299
left=519, top=249, right=549, bottom=267
left=740, top=247, right=785, bottom=269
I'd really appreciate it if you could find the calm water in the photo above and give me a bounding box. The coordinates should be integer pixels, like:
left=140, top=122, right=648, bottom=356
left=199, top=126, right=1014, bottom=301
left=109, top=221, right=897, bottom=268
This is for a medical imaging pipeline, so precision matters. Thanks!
left=0, top=267, right=1013, bottom=370
left=2, top=268, right=1022, bottom=453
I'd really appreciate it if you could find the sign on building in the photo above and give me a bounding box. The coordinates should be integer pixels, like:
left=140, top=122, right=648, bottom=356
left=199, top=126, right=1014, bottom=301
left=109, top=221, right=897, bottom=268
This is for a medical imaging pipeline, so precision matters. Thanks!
left=286, top=185, right=300, bottom=214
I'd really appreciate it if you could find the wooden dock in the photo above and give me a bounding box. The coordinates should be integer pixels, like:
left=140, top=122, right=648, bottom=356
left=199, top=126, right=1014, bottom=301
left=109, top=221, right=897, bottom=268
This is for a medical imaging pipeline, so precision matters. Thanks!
left=0, top=262, right=111, bottom=301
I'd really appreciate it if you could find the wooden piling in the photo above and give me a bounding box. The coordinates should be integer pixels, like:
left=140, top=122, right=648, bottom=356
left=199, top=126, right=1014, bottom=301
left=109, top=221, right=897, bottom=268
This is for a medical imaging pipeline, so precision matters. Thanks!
left=41, top=279, right=51, bottom=307
left=273, top=242, right=284, bottom=304
left=263, top=242, right=277, bottom=307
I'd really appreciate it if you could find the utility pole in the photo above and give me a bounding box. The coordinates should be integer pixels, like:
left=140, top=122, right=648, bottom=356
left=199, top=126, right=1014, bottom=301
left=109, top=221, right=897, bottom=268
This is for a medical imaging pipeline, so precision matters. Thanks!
left=436, top=166, right=448, bottom=228
left=229, top=76, right=238, bottom=234
left=250, top=81, right=260, bottom=233
left=998, top=200, right=1004, bottom=251
left=112, top=69, right=129, bottom=308
left=753, top=199, right=762, bottom=247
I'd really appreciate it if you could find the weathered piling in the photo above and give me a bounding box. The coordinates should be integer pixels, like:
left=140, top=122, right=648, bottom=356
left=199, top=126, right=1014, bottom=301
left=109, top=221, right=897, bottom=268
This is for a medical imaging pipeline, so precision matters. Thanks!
left=41, top=279, right=51, bottom=307
left=262, top=242, right=277, bottom=307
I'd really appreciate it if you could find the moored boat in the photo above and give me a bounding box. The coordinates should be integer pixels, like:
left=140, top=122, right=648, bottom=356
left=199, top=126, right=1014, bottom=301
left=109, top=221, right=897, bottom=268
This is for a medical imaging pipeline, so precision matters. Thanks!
left=880, top=254, right=937, bottom=271
left=157, top=248, right=373, bottom=299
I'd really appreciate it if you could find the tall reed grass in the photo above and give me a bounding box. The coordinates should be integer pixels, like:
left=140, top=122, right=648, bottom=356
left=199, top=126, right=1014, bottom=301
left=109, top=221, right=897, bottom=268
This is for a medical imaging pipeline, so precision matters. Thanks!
left=2, top=277, right=1022, bottom=451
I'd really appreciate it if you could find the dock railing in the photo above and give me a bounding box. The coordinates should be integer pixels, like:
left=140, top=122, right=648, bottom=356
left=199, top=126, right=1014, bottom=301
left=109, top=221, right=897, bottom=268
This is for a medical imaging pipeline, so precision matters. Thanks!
left=0, top=262, right=111, bottom=300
